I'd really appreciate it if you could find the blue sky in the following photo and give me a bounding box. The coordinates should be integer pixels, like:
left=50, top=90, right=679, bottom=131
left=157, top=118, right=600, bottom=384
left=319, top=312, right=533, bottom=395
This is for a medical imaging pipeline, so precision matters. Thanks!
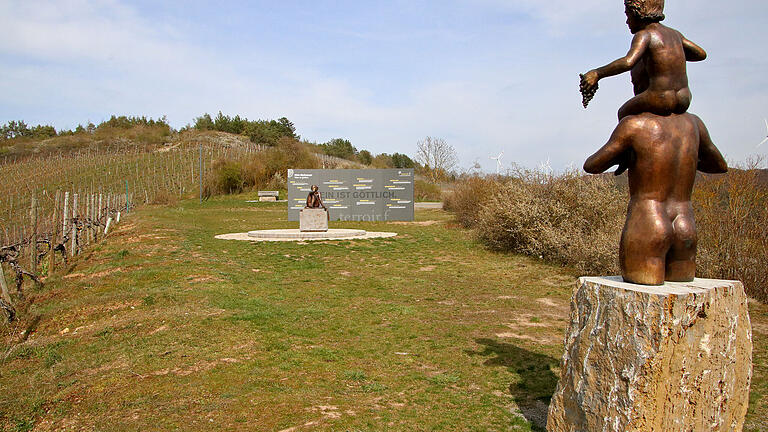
left=1, top=0, right=766, bottom=171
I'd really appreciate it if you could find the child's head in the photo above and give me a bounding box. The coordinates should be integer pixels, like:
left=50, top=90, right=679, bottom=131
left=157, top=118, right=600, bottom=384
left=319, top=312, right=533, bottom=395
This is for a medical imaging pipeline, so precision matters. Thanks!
left=624, top=0, right=665, bottom=23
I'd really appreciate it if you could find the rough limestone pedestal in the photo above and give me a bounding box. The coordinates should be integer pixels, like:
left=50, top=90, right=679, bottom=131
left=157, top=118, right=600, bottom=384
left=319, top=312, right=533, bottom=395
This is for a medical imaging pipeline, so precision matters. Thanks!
left=547, top=277, right=752, bottom=432
left=299, top=208, right=329, bottom=232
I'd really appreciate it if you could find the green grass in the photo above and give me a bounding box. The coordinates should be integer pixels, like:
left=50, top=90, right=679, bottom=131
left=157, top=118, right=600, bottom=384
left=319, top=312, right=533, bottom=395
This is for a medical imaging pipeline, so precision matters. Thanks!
left=0, top=195, right=766, bottom=431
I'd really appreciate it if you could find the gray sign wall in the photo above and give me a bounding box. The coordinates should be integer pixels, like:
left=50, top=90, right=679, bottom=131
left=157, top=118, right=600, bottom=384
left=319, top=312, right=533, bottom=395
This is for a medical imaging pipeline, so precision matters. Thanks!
left=287, top=169, right=415, bottom=222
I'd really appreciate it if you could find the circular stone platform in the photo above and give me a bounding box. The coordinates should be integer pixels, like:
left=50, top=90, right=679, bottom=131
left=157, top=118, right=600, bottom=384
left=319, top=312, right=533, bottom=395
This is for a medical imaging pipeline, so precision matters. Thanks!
left=215, top=229, right=397, bottom=242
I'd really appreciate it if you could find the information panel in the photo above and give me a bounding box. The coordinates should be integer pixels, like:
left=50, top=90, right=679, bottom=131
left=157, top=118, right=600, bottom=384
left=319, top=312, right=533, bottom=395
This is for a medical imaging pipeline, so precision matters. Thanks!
left=287, top=169, right=415, bottom=222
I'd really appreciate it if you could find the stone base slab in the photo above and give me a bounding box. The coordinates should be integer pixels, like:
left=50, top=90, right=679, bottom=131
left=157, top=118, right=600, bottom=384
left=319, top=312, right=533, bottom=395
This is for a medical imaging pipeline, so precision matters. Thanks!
left=258, top=196, right=277, bottom=202
left=547, top=276, right=753, bottom=432
left=248, top=229, right=365, bottom=239
left=300, top=208, right=328, bottom=232
left=215, top=229, right=397, bottom=242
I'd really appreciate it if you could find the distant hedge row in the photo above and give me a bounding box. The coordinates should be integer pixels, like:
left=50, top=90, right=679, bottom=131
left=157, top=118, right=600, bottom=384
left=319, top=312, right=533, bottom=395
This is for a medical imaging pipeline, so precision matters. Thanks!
left=0, top=115, right=171, bottom=141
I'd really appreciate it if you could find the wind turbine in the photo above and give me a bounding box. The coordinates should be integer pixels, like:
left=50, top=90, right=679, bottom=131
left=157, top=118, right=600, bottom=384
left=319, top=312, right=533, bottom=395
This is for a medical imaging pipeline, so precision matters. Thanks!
left=489, top=151, right=504, bottom=175
left=759, top=118, right=768, bottom=148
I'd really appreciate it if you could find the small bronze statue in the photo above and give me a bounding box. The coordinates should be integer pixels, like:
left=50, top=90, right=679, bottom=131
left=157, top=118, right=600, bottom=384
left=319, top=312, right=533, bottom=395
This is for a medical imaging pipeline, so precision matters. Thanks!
left=305, top=185, right=327, bottom=210
left=580, top=0, right=707, bottom=120
left=582, top=0, right=727, bottom=285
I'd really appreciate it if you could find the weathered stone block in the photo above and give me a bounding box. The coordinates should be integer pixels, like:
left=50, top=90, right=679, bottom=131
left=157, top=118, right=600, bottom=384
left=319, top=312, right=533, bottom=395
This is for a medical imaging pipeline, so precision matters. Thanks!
left=299, top=208, right=328, bottom=232
left=547, top=277, right=752, bottom=432
left=258, top=196, right=277, bottom=202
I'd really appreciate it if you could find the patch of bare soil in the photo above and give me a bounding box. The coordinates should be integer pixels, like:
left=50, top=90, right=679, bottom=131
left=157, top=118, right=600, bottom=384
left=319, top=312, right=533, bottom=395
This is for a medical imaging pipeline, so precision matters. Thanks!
left=135, top=356, right=242, bottom=379
left=75, top=300, right=141, bottom=316
left=536, top=297, right=569, bottom=317
left=494, top=332, right=553, bottom=344
left=188, top=275, right=224, bottom=283
left=89, top=267, right=123, bottom=279
left=387, top=220, right=440, bottom=226
left=309, top=405, right=342, bottom=419
left=496, top=317, right=561, bottom=344
left=504, top=314, right=550, bottom=328
left=148, top=324, right=168, bottom=335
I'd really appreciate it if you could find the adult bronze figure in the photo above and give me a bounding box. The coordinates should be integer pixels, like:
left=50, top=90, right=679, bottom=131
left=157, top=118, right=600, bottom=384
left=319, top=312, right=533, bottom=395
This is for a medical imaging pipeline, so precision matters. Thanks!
left=305, top=185, right=327, bottom=210
left=584, top=113, right=726, bottom=285
left=582, top=0, right=727, bottom=285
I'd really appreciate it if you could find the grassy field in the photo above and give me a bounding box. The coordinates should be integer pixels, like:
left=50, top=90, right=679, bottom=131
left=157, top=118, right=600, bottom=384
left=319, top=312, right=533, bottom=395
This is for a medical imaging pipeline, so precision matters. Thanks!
left=1, top=196, right=766, bottom=431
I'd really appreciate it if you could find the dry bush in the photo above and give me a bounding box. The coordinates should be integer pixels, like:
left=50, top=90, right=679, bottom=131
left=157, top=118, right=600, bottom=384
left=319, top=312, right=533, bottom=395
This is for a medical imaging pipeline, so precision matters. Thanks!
left=205, top=159, right=246, bottom=196
left=204, top=137, right=320, bottom=197
left=443, top=176, right=503, bottom=228
left=94, top=124, right=171, bottom=146
left=446, top=162, right=767, bottom=300
left=694, top=159, right=768, bottom=301
left=414, top=180, right=443, bottom=202
left=150, top=189, right=179, bottom=205
left=474, top=170, right=626, bottom=275
left=264, top=137, right=321, bottom=174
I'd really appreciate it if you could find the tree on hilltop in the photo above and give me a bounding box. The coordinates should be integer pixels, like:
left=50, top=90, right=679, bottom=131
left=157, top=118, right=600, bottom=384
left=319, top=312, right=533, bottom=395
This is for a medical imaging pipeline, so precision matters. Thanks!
left=416, top=136, right=457, bottom=182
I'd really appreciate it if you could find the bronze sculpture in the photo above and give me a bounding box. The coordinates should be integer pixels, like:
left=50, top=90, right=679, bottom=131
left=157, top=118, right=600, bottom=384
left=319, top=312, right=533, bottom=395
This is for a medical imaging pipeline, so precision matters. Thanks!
left=305, top=185, right=327, bottom=210
left=580, top=0, right=707, bottom=120
left=582, top=0, right=727, bottom=285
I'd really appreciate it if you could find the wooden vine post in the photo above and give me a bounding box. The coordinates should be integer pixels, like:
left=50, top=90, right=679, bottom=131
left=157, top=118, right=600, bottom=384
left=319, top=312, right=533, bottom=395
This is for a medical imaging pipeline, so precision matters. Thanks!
left=71, top=193, right=78, bottom=257
left=0, top=261, right=10, bottom=304
left=62, top=191, right=70, bottom=249
left=30, top=196, right=38, bottom=274
left=49, top=190, right=60, bottom=276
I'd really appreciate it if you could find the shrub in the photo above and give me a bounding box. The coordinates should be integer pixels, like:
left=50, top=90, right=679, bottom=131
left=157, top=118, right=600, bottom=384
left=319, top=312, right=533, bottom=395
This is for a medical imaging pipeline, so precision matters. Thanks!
left=446, top=163, right=768, bottom=300
left=414, top=180, right=443, bottom=202
left=358, top=150, right=373, bottom=165
left=371, top=153, right=395, bottom=168
left=694, top=159, right=768, bottom=301
left=392, top=152, right=416, bottom=169
left=208, top=160, right=245, bottom=195
left=319, top=138, right=357, bottom=160
left=443, top=175, right=503, bottom=228
left=150, top=189, right=179, bottom=205
left=204, top=137, right=320, bottom=197
left=370, top=152, right=417, bottom=169
left=474, top=170, right=625, bottom=275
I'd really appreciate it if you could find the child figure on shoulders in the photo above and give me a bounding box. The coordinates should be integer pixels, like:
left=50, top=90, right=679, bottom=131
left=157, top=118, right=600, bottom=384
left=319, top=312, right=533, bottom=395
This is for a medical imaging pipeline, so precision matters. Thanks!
left=580, top=0, right=707, bottom=120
